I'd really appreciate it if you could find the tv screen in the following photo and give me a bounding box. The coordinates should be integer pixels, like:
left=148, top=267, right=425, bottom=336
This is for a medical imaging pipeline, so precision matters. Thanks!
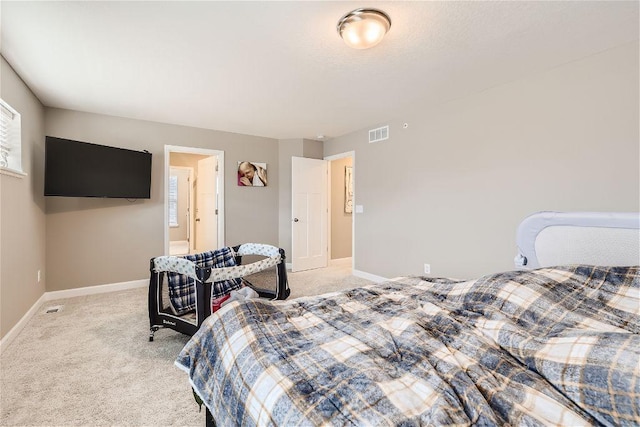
left=44, top=136, right=152, bottom=199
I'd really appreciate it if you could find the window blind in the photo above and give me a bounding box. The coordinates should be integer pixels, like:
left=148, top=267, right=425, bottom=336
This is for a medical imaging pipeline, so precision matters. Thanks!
left=0, top=99, right=22, bottom=173
left=169, top=175, right=179, bottom=226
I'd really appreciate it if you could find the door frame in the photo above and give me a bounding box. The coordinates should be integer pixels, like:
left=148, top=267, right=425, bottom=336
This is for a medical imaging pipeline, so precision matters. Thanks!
left=324, top=151, right=355, bottom=270
left=168, top=165, right=195, bottom=253
left=164, top=145, right=225, bottom=256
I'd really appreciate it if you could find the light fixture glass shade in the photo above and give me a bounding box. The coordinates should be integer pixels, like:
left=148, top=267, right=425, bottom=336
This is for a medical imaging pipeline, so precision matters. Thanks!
left=337, top=8, right=391, bottom=49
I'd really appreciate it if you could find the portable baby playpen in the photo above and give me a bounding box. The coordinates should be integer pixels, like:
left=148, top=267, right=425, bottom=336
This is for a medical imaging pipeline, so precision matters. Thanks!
left=148, top=243, right=289, bottom=340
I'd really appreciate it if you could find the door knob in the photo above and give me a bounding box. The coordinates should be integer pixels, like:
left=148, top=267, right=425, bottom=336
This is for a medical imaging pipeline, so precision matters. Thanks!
left=293, top=218, right=299, bottom=222
left=195, top=218, right=201, bottom=222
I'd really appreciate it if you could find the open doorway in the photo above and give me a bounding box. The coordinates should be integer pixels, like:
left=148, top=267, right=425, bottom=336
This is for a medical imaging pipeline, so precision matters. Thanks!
left=168, top=166, right=193, bottom=255
left=290, top=152, right=355, bottom=272
left=164, top=145, right=225, bottom=256
left=326, top=151, right=355, bottom=269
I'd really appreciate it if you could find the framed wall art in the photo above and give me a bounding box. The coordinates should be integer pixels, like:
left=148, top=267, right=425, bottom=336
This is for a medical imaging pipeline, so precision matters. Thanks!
left=237, top=161, right=267, bottom=187
left=345, top=166, right=353, bottom=213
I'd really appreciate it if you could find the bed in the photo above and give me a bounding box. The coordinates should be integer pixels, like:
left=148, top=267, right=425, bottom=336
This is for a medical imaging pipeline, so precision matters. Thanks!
left=175, top=212, right=640, bottom=426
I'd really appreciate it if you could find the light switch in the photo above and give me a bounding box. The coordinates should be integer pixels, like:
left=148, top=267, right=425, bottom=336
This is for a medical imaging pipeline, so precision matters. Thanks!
left=355, top=205, right=364, bottom=213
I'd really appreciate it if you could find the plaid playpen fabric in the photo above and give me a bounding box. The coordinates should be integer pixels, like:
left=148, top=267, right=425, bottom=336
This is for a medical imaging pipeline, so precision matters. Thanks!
left=176, top=265, right=639, bottom=426
left=167, top=247, right=242, bottom=315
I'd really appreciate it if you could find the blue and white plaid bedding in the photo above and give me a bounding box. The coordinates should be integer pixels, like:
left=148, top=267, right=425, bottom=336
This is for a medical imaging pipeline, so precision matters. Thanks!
left=176, top=265, right=639, bottom=426
left=167, top=247, right=243, bottom=315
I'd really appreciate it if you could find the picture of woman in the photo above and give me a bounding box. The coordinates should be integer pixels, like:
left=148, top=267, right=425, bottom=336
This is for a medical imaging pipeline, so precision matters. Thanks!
left=237, top=161, right=267, bottom=187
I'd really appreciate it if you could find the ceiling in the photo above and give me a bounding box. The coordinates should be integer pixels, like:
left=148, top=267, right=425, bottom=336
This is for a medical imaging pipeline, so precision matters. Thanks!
left=1, top=1, right=638, bottom=140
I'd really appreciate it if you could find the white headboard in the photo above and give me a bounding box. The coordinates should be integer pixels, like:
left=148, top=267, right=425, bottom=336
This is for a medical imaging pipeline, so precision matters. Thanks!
left=515, top=211, right=640, bottom=269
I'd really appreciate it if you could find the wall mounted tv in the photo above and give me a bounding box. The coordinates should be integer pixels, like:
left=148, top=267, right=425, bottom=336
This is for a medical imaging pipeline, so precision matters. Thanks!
left=44, top=136, right=152, bottom=199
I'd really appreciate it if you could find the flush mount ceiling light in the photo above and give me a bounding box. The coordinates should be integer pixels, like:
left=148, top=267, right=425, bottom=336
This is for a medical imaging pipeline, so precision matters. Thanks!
left=337, top=8, right=391, bottom=49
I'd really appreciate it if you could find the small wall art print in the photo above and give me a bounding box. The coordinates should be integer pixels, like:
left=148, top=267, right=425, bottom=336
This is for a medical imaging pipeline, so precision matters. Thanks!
left=345, top=166, right=353, bottom=213
left=237, top=161, right=267, bottom=187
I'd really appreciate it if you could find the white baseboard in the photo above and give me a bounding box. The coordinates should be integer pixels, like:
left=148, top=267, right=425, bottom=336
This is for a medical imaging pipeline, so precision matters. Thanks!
left=0, top=279, right=147, bottom=354
left=45, top=279, right=147, bottom=301
left=0, top=292, right=47, bottom=355
left=353, top=269, right=388, bottom=283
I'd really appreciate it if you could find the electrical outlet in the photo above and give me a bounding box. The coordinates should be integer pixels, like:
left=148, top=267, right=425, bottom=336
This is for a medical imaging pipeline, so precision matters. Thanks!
left=424, top=264, right=431, bottom=274
left=37, top=270, right=41, bottom=282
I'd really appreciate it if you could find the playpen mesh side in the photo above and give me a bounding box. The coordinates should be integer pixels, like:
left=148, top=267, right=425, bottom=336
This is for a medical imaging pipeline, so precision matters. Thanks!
left=158, top=273, right=197, bottom=322
left=166, top=248, right=242, bottom=315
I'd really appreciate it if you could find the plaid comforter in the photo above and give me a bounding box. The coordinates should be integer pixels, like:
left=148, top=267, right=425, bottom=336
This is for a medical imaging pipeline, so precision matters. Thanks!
left=176, top=265, right=639, bottom=426
left=167, top=247, right=243, bottom=315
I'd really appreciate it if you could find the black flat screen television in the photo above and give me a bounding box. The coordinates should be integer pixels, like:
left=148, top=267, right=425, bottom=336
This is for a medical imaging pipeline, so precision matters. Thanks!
left=44, top=136, right=152, bottom=199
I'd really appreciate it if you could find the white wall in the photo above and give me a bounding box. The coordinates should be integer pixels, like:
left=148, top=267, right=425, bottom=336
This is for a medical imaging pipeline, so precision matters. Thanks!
left=325, top=42, right=640, bottom=280
left=44, top=108, right=280, bottom=291
left=0, top=57, right=46, bottom=339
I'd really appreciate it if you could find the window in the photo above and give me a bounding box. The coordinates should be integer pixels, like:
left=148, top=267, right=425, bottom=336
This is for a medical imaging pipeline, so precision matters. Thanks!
left=0, top=98, right=23, bottom=175
left=168, top=175, right=179, bottom=227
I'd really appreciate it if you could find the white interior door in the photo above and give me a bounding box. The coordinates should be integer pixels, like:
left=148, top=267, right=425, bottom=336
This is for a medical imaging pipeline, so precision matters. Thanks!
left=292, top=157, right=328, bottom=272
left=195, top=156, right=218, bottom=252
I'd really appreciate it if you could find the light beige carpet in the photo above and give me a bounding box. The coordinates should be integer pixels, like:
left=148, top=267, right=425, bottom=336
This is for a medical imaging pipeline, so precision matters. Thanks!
left=0, top=262, right=372, bottom=426
left=288, top=259, right=372, bottom=299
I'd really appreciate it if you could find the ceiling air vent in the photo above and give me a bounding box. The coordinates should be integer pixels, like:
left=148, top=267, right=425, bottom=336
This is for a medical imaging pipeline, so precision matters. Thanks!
left=369, top=125, right=389, bottom=143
